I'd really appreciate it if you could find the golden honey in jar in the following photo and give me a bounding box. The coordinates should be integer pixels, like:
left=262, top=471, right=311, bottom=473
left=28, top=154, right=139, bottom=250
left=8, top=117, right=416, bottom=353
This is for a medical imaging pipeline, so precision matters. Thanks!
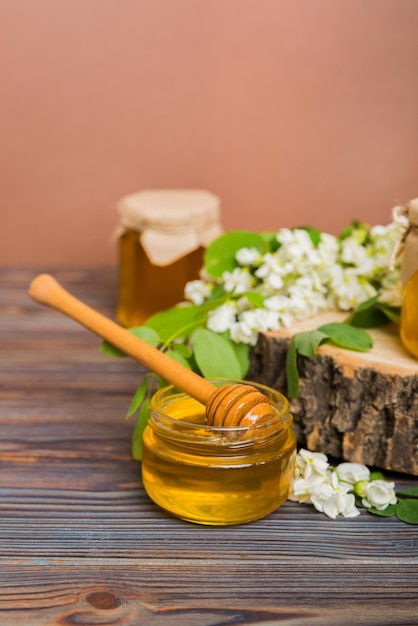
left=115, top=190, right=223, bottom=327
left=141, top=380, right=296, bottom=525
left=394, top=199, right=418, bottom=359
left=400, top=268, right=418, bottom=359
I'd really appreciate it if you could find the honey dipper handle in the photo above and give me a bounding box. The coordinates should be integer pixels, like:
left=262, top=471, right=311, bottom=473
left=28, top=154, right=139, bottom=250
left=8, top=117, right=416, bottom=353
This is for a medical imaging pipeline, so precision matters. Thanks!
left=29, top=274, right=216, bottom=406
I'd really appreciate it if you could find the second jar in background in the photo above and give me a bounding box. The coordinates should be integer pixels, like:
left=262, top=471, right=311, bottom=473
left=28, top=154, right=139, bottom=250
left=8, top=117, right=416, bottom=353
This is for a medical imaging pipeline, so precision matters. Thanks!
left=115, top=189, right=223, bottom=327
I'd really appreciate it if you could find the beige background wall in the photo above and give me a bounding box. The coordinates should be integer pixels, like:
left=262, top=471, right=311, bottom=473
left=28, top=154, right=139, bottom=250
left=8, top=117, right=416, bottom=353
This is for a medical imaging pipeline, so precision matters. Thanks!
left=1, top=0, right=418, bottom=267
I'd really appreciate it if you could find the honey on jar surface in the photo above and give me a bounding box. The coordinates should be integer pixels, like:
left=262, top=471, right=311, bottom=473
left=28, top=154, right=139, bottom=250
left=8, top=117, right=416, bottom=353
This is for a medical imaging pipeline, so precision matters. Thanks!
left=141, top=382, right=296, bottom=526
left=117, top=230, right=204, bottom=327
left=400, top=268, right=418, bottom=359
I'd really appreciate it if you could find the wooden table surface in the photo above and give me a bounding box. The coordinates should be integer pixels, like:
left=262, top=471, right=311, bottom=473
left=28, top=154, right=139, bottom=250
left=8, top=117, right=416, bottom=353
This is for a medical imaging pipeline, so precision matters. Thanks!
left=1, top=268, right=417, bottom=626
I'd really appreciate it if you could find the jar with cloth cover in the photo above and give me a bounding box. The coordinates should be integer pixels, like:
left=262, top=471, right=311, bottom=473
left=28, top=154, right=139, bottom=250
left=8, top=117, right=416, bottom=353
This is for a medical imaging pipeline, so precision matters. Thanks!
left=115, top=190, right=223, bottom=327
left=394, top=198, right=418, bottom=358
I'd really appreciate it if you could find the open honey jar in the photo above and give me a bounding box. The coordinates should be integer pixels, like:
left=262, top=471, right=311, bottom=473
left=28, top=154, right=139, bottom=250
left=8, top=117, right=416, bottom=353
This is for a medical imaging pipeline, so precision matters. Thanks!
left=141, top=379, right=296, bottom=525
left=115, top=189, right=223, bottom=327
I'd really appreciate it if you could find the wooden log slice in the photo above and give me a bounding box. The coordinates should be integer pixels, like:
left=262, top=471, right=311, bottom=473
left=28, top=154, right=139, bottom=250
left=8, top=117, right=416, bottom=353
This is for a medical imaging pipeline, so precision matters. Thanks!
left=248, top=312, right=418, bottom=475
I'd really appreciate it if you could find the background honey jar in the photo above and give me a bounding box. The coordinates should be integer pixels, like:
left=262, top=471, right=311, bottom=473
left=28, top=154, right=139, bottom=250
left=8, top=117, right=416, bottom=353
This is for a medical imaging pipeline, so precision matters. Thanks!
left=115, top=190, right=223, bottom=327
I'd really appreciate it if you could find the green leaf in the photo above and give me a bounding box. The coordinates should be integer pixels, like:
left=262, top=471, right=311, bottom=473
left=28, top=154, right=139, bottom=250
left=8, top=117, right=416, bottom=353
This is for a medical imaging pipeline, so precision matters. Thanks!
left=197, top=293, right=230, bottom=314
left=367, top=504, right=397, bottom=517
left=229, top=340, right=251, bottom=378
left=294, top=329, right=330, bottom=358
left=286, top=336, right=300, bottom=398
left=370, top=470, right=386, bottom=481
left=377, top=303, right=401, bottom=326
left=285, top=325, right=372, bottom=398
left=163, top=348, right=192, bottom=370
left=338, top=220, right=368, bottom=242
left=345, top=296, right=400, bottom=329
left=126, top=377, right=149, bottom=418
left=145, top=304, right=205, bottom=343
left=286, top=330, right=330, bottom=398
left=346, top=306, right=389, bottom=329
left=397, top=486, right=418, bottom=499
left=353, top=308, right=390, bottom=329
left=171, top=343, right=193, bottom=359
left=192, top=328, right=242, bottom=379
left=260, top=231, right=281, bottom=252
left=204, top=231, right=267, bottom=278
left=205, top=284, right=227, bottom=302
left=100, top=341, right=127, bottom=358
left=396, top=499, right=418, bottom=525
left=129, top=326, right=160, bottom=345
left=318, top=322, right=373, bottom=352
left=243, top=292, right=265, bottom=308
left=347, top=295, right=380, bottom=315
left=100, top=326, right=160, bottom=358
left=131, top=398, right=151, bottom=461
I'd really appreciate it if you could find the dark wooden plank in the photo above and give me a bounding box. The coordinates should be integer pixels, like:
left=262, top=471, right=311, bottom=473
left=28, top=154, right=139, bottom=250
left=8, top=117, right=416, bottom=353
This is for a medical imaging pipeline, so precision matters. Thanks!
left=0, top=559, right=417, bottom=626
left=1, top=268, right=417, bottom=625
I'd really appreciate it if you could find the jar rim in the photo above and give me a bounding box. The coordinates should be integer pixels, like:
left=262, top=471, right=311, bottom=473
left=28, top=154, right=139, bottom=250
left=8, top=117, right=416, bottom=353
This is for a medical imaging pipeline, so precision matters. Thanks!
left=149, top=379, right=292, bottom=438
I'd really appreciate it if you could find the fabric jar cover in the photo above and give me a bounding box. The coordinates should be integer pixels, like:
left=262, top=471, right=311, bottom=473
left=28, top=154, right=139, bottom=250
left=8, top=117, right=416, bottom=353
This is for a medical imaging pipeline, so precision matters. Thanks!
left=393, top=198, right=418, bottom=288
left=115, top=190, right=223, bottom=266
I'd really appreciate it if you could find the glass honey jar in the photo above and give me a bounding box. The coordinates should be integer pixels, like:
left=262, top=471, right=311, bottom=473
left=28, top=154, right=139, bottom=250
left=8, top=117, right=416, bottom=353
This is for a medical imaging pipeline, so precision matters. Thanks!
left=395, top=198, right=418, bottom=359
left=400, top=268, right=418, bottom=359
left=141, top=379, right=296, bottom=525
left=115, top=190, right=223, bottom=327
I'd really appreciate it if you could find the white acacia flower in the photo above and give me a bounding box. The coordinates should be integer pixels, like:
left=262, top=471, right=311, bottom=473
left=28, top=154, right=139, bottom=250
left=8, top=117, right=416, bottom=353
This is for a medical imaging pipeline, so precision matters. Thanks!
left=336, top=463, right=371, bottom=486
left=184, top=280, right=212, bottom=306
left=263, top=272, right=284, bottom=291
left=277, top=228, right=312, bottom=254
left=322, top=492, right=360, bottom=519
left=340, top=236, right=372, bottom=268
left=287, top=276, right=329, bottom=319
left=263, top=294, right=292, bottom=311
left=290, top=466, right=360, bottom=519
left=263, top=295, right=295, bottom=327
left=330, top=268, right=378, bottom=310
left=317, top=232, right=339, bottom=259
left=369, top=222, right=403, bottom=266
left=289, top=448, right=397, bottom=520
left=296, top=448, right=329, bottom=479
left=369, top=224, right=389, bottom=238
left=229, top=320, right=258, bottom=345
left=235, top=247, right=261, bottom=266
left=379, top=274, right=403, bottom=307
left=362, top=480, right=397, bottom=511
left=239, top=308, right=280, bottom=334
left=222, top=268, right=255, bottom=294
left=235, top=296, right=253, bottom=314
left=255, top=253, right=291, bottom=285
left=289, top=473, right=329, bottom=504
left=207, top=303, right=236, bottom=333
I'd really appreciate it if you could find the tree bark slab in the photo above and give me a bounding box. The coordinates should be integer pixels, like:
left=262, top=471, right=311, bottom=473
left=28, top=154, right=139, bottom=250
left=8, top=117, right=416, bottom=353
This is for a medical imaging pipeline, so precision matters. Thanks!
left=248, top=312, right=418, bottom=475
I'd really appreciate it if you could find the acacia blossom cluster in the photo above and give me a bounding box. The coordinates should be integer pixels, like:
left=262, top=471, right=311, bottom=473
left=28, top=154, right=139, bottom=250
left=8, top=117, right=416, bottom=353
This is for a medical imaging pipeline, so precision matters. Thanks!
left=184, top=222, right=402, bottom=346
left=288, top=449, right=397, bottom=519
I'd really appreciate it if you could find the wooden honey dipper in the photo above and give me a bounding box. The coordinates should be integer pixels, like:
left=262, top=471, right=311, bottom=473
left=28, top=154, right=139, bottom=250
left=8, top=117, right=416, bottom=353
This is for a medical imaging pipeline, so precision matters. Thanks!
left=28, top=274, right=275, bottom=428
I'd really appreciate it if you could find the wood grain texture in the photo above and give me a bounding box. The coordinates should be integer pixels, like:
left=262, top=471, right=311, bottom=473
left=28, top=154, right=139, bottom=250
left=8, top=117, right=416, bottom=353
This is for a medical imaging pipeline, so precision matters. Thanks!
left=1, top=269, right=417, bottom=626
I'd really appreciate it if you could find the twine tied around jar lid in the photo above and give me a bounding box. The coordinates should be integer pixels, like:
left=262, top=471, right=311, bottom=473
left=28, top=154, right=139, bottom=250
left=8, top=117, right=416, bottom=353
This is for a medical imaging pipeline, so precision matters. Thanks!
left=114, top=189, right=223, bottom=266
left=391, top=198, right=418, bottom=288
